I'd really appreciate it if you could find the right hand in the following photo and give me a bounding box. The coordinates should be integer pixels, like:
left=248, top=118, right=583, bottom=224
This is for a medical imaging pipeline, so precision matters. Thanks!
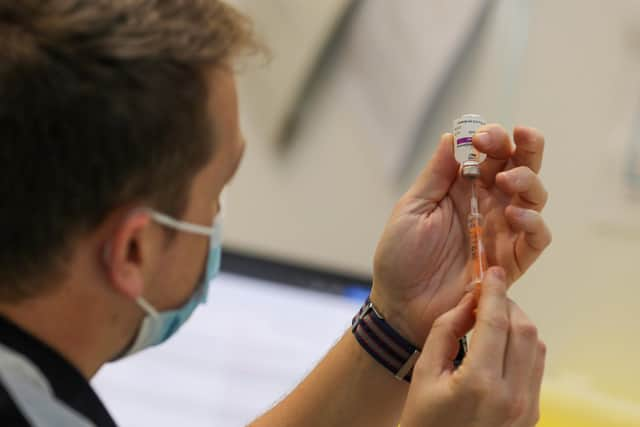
left=370, top=125, right=551, bottom=346
left=400, top=267, right=546, bottom=427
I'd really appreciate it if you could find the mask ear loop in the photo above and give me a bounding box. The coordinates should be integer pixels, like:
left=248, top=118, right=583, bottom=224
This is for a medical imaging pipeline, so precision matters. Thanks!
left=136, top=297, right=159, bottom=318
left=103, top=240, right=161, bottom=319
left=101, top=213, right=168, bottom=319
left=149, top=211, right=214, bottom=236
left=140, top=209, right=220, bottom=316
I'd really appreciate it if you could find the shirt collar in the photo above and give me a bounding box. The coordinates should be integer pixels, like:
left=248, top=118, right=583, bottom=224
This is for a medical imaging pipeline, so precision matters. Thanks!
left=0, top=316, right=117, bottom=427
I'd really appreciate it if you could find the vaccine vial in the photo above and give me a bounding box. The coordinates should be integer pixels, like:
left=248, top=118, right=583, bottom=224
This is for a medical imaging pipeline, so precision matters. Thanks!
left=453, top=114, right=487, bottom=178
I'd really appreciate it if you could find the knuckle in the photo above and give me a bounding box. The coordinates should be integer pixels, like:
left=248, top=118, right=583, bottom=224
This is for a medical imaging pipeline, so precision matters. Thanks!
left=429, top=314, right=458, bottom=342
left=431, top=313, right=453, bottom=333
left=540, top=187, right=549, bottom=205
left=538, top=339, right=548, bottom=358
left=483, top=274, right=508, bottom=296
left=531, top=220, right=552, bottom=248
left=537, top=225, right=553, bottom=250
left=461, top=374, right=494, bottom=400
left=527, top=126, right=545, bottom=147
left=485, top=388, right=517, bottom=418
left=487, top=122, right=507, bottom=134
left=511, top=166, right=535, bottom=183
left=520, top=165, right=537, bottom=178
left=478, top=313, right=510, bottom=333
left=514, top=322, right=538, bottom=341
left=533, top=340, right=548, bottom=377
left=503, top=394, right=529, bottom=423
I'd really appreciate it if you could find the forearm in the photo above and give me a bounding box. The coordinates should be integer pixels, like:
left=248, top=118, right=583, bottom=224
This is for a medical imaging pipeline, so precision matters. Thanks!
left=249, top=330, right=408, bottom=427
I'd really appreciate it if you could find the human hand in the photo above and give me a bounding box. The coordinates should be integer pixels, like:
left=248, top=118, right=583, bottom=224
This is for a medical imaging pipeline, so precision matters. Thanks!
left=400, top=267, right=546, bottom=427
left=371, top=125, right=551, bottom=345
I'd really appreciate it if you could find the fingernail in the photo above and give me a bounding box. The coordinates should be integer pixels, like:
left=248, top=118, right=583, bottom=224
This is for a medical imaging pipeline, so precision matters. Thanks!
left=488, top=267, right=506, bottom=282
left=509, top=206, right=526, bottom=217
left=511, top=206, right=536, bottom=219
left=475, top=131, right=490, bottom=146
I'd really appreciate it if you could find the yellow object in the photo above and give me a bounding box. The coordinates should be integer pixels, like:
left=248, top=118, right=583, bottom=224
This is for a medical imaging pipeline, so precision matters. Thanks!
left=539, top=376, right=640, bottom=427
left=398, top=376, right=640, bottom=426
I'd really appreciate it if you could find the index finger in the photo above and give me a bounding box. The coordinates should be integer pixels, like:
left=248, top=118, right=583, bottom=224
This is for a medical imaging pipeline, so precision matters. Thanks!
left=512, top=126, right=545, bottom=174
left=472, top=124, right=515, bottom=185
left=465, top=267, right=509, bottom=378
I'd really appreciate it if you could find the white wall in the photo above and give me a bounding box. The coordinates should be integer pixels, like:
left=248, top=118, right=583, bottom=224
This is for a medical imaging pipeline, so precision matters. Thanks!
left=224, top=0, right=640, bottom=422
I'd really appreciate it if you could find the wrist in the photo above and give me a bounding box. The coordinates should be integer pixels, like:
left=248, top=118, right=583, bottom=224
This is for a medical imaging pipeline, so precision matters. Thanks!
left=369, top=286, right=424, bottom=347
left=351, top=296, right=422, bottom=382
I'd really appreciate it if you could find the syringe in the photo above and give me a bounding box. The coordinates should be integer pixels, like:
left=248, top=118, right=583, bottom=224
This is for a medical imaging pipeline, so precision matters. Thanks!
left=452, top=113, right=488, bottom=365
left=467, top=180, right=487, bottom=287
left=453, top=113, right=489, bottom=288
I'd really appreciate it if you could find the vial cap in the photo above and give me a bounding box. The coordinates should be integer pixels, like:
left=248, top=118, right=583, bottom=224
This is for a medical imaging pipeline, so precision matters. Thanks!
left=462, top=163, right=481, bottom=179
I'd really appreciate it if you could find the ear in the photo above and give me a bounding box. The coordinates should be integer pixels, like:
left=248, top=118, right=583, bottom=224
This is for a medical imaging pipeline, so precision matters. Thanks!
left=102, top=210, right=156, bottom=300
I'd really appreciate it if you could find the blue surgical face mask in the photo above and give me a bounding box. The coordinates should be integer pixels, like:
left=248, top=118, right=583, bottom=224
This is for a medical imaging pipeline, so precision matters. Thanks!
left=117, top=210, right=223, bottom=359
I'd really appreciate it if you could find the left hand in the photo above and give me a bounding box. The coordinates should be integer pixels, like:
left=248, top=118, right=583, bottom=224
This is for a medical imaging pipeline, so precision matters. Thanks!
left=370, top=125, right=551, bottom=345
left=400, top=267, right=546, bottom=427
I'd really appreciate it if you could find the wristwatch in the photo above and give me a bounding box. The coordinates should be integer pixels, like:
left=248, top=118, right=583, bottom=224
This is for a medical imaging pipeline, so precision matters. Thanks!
left=352, top=297, right=467, bottom=382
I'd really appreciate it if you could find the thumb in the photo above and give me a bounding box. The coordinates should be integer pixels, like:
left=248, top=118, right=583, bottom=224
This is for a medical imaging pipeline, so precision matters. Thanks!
left=406, top=133, right=459, bottom=203
left=420, top=291, right=477, bottom=376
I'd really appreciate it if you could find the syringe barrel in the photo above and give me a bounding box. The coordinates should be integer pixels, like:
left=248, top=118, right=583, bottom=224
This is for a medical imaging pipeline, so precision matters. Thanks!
left=468, top=212, right=487, bottom=285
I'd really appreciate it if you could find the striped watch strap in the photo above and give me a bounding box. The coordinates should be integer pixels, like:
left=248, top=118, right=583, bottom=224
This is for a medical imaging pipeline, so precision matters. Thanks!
left=351, top=297, right=468, bottom=382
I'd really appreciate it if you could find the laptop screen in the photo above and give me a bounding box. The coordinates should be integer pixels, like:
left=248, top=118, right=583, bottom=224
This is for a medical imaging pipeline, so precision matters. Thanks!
left=92, top=251, right=370, bottom=427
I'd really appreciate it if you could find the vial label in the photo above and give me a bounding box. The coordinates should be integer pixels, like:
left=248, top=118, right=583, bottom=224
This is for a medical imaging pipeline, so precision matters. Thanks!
left=453, top=114, right=487, bottom=166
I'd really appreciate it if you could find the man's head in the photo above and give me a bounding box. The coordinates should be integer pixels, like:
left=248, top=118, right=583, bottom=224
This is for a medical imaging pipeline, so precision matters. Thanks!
left=0, top=0, right=254, bottom=372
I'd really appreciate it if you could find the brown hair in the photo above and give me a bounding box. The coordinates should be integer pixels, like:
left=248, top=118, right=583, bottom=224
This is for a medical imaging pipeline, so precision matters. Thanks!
left=0, top=0, right=257, bottom=301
